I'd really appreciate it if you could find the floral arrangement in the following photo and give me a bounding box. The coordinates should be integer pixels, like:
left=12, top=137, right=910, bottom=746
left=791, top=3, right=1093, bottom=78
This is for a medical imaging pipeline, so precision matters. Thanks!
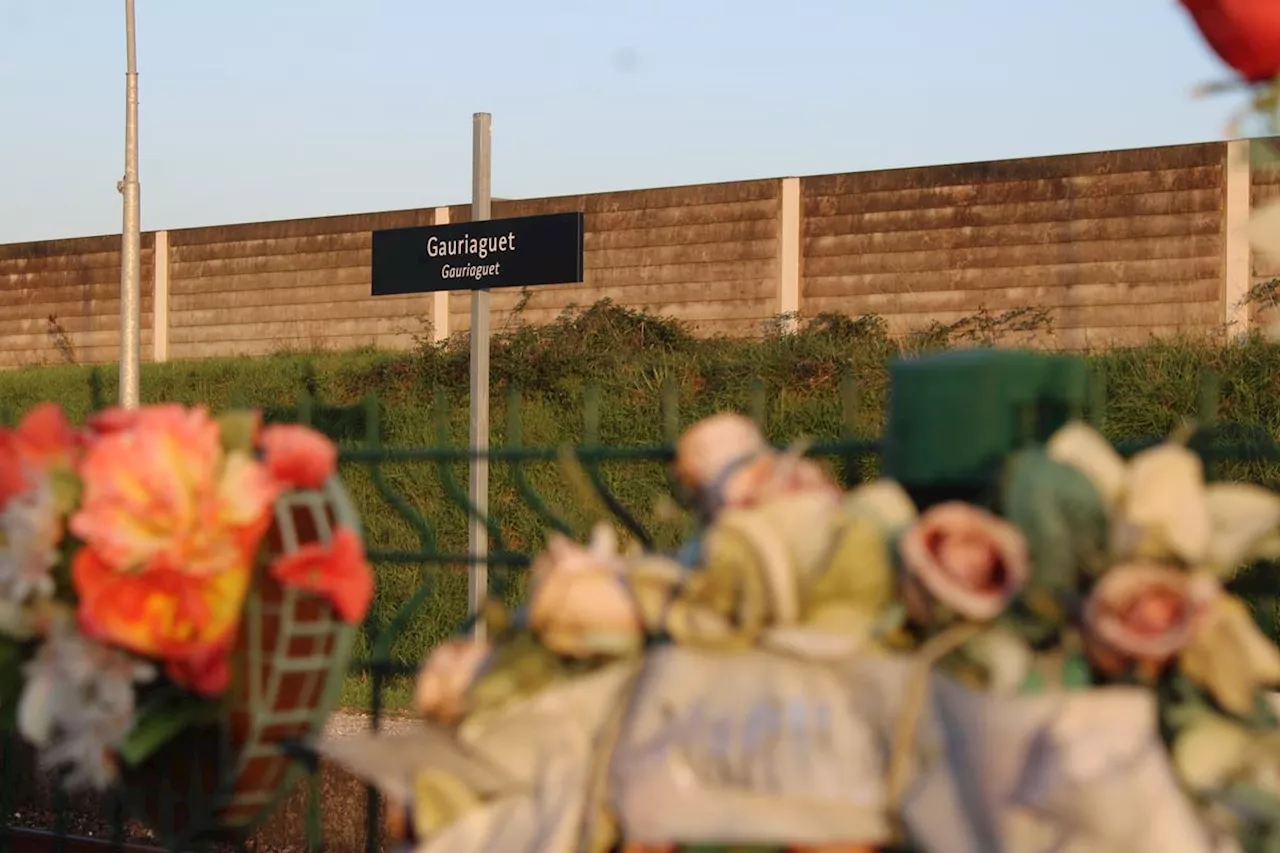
left=316, top=403, right=1280, bottom=853
left=1178, top=0, right=1280, bottom=136
left=0, top=402, right=374, bottom=801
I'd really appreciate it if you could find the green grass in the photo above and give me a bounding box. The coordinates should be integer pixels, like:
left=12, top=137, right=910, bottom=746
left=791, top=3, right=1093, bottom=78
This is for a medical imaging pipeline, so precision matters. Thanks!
left=7, top=300, right=1280, bottom=713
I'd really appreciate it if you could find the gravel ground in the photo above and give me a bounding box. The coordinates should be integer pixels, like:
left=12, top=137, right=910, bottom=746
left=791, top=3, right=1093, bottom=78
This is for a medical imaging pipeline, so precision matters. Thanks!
left=321, top=711, right=417, bottom=740
left=8, top=712, right=418, bottom=851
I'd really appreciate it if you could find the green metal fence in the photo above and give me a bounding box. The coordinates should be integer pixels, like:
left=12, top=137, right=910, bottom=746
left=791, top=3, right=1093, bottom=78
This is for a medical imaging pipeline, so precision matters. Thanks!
left=4, top=370, right=1280, bottom=852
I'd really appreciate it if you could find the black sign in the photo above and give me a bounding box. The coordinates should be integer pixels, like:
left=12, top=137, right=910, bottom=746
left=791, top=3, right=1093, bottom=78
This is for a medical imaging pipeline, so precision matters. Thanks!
left=371, top=211, right=585, bottom=296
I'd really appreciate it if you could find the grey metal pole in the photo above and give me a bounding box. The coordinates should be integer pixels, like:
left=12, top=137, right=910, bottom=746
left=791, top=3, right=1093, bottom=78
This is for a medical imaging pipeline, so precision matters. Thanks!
left=468, top=112, right=492, bottom=641
left=118, top=0, right=142, bottom=409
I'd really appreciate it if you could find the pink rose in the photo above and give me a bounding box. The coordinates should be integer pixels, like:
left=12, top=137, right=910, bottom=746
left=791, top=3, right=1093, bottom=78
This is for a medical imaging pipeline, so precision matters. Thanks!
left=1083, top=562, right=1218, bottom=681
left=898, top=502, right=1030, bottom=623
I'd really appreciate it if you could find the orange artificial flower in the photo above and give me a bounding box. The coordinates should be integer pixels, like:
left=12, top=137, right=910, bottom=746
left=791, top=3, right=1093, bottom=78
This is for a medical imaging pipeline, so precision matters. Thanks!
left=259, top=424, right=338, bottom=490
left=70, top=405, right=279, bottom=575
left=269, top=526, right=373, bottom=624
left=69, top=405, right=281, bottom=682
left=13, top=403, right=80, bottom=470
left=73, top=548, right=249, bottom=695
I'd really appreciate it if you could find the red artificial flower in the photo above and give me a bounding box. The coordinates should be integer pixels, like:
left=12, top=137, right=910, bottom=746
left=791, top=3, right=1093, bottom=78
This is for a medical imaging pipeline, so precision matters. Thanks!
left=164, top=638, right=233, bottom=697
left=0, top=403, right=81, bottom=511
left=270, top=526, right=374, bottom=624
left=259, top=424, right=338, bottom=490
left=14, top=403, right=81, bottom=468
left=1179, top=0, right=1280, bottom=83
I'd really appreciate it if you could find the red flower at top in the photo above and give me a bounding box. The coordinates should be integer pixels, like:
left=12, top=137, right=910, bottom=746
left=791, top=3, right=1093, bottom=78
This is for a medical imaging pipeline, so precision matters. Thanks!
left=1179, top=0, right=1280, bottom=83
left=0, top=403, right=81, bottom=511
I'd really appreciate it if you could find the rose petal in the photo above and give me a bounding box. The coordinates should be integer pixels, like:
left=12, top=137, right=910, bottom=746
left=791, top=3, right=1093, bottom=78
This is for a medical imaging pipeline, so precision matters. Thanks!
left=1122, top=442, right=1211, bottom=565
left=165, top=641, right=233, bottom=697
left=1203, top=482, right=1280, bottom=576
left=844, top=479, right=919, bottom=533
left=414, top=638, right=491, bottom=724
left=1046, top=420, right=1127, bottom=510
left=15, top=403, right=80, bottom=469
left=899, top=502, right=1029, bottom=622
left=270, top=526, right=374, bottom=624
left=259, top=424, right=338, bottom=490
left=1084, top=562, right=1212, bottom=664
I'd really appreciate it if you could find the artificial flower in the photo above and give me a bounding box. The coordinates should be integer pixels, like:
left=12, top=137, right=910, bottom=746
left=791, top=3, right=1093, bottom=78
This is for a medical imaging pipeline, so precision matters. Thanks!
left=269, top=526, right=374, bottom=624
left=0, top=468, right=62, bottom=604
left=0, top=403, right=79, bottom=512
left=414, top=637, right=492, bottom=725
left=163, top=637, right=233, bottom=696
left=673, top=412, right=839, bottom=517
left=73, top=548, right=252, bottom=686
left=259, top=423, right=338, bottom=490
left=1081, top=562, right=1218, bottom=682
left=1047, top=420, right=1280, bottom=577
left=526, top=524, right=645, bottom=658
left=11, top=403, right=80, bottom=471
left=17, top=626, right=153, bottom=789
left=84, top=403, right=189, bottom=438
left=1178, top=0, right=1280, bottom=84
left=898, top=502, right=1030, bottom=624
left=70, top=406, right=280, bottom=576
left=0, top=435, right=28, bottom=513
left=1180, top=593, right=1280, bottom=716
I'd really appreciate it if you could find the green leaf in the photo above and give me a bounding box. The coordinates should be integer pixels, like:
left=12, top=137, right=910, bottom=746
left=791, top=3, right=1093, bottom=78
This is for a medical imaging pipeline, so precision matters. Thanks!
left=49, top=465, right=82, bottom=517
left=216, top=409, right=261, bottom=456
left=117, top=694, right=223, bottom=766
left=1061, top=651, right=1093, bottom=689
left=1209, top=781, right=1280, bottom=826
left=1000, top=449, right=1110, bottom=617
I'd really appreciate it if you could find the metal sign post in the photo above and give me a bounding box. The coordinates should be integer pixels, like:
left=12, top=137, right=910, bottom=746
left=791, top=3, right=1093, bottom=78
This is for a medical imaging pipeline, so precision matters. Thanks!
left=118, top=0, right=142, bottom=409
left=468, top=112, right=492, bottom=641
left=369, top=113, right=583, bottom=644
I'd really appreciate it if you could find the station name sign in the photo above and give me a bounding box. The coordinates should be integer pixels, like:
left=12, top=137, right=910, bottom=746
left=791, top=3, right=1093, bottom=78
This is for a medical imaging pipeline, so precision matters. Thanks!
left=371, top=211, right=585, bottom=296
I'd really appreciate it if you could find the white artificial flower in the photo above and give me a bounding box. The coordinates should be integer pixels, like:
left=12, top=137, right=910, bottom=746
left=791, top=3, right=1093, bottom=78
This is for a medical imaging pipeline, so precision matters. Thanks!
left=16, top=626, right=155, bottom=791
left=0, top=469, right=61, bottom=604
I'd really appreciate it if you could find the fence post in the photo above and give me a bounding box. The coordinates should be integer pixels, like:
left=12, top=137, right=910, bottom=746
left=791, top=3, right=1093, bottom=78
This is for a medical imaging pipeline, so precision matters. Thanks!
left=1223, top=139, right=1252, bottom=338
left=152, top=229, right=170, bottom=362
left=432, top=206, right=451, bottom=343
left=778, top=177, right=802, bottom=331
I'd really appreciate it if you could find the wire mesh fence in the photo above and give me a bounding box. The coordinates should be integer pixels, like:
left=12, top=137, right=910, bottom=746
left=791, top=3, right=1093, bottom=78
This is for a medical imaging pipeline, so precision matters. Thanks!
left=3, top=367, right=1280, bottom=852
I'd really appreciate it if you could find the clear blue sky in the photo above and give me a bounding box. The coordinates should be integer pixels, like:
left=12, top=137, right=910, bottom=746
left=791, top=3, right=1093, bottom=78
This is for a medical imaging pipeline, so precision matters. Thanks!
left=0, top=0, right=1251, bottom=244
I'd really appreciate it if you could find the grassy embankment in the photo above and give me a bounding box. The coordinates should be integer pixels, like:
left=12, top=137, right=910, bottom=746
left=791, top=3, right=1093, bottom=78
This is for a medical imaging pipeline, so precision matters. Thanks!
left=5, top=300, right=1280, bottom=712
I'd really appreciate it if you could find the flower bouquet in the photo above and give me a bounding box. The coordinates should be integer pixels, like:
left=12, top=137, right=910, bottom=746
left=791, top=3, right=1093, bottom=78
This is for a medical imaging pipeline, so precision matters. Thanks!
left=313, top=348, right=1280, bottom=853
left=0, top=402, right=375, bottom=845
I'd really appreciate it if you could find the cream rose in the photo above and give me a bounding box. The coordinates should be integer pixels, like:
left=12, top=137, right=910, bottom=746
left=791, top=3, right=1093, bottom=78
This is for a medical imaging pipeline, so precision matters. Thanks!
left=673, top=412, right=839, bottom=515
left=414, top=638, right=492, bottom=725
left=526, top=525, right=646, bottom=659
